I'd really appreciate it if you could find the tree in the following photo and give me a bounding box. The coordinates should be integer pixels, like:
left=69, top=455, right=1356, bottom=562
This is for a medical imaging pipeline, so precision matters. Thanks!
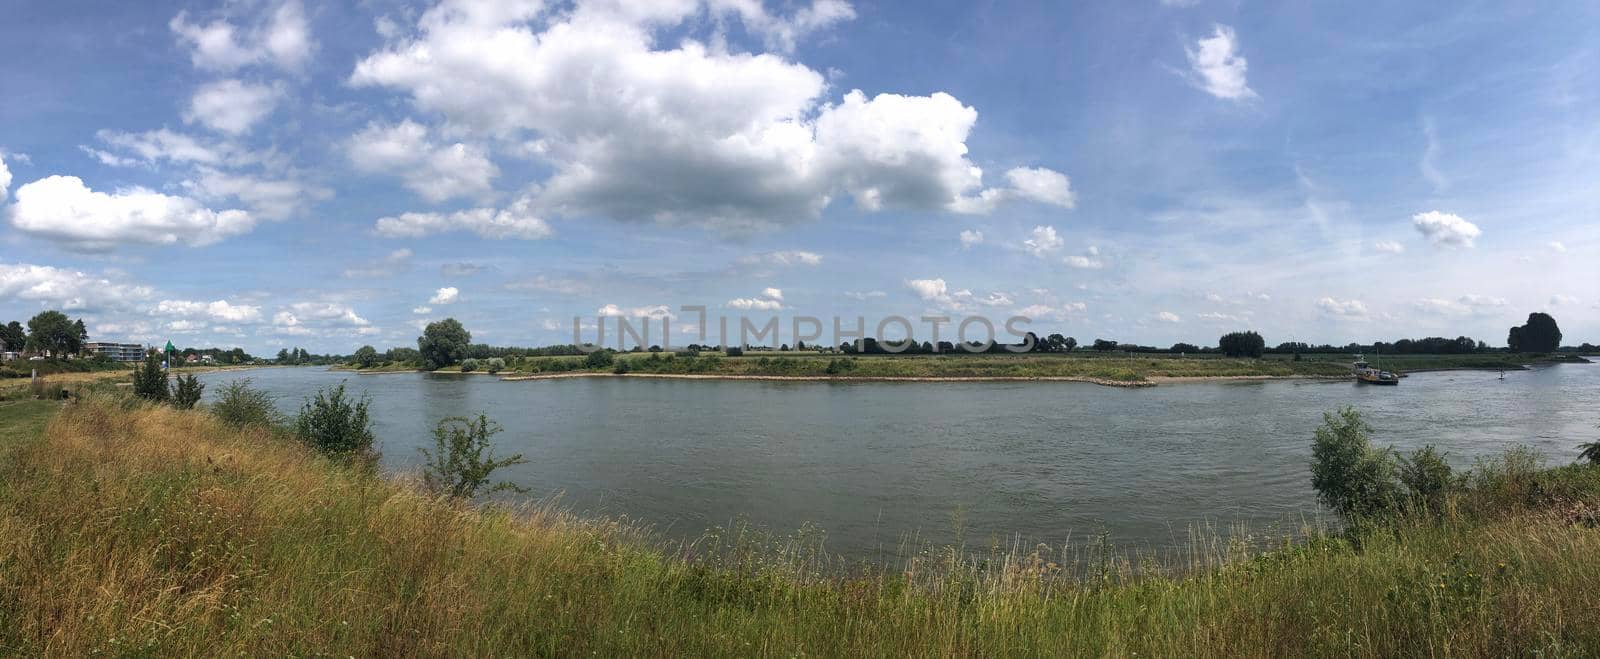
left=1507, top=312, right=1561, bottom=353
left=353, top=345, right=380, bottom=368
left=132, top=352, right=170, bottom=402
left=1310, top=408, right=1399, bottom=519
left=386, top=347, right=421, bottom=364
left=1170, top=342, right=1200, bottom=354
left=1092, top=339, right=1118, bottom=352
left=73, top=319, right=89, bottom=348
left=25, top=310, right=81, bottom=356
left=276, top=348, right=292, bottom=363
left=1218, top=331, right=1266, bottom=358
left=173, top=374, right=205, bottom=410
left=294, top=383, right=375, bottom=458
left=0, top=321, right=24, bottom=352
left=420, top=414, right=529, bottom=499
left=419, top=318, right=472, bottom=369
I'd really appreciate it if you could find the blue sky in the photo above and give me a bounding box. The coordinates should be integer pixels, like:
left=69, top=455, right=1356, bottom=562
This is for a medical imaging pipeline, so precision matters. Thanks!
left=1, top=0, right=1596, bottom=354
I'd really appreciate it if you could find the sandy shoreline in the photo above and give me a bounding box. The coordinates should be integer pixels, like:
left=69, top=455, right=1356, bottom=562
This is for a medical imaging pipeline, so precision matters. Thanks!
left=491, top=371, right=1362, bottom=387
left=498, top=371, right=1156, bottom=386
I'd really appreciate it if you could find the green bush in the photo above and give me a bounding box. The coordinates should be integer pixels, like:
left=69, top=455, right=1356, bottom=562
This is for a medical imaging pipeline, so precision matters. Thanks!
left=211, top=379, right=284, bottom=430
left=583, top=350, right=614, bottom=369
left=460, top=358, right=479, bottom=373
left=419, top=414, right=528, bottom=499
left=1398, top=444, right=1456, bottom=510
left=132, top=352, right=169, bottom=402
left=172, top=373, right=205, bottom=410
left=1310, top=407, right=1399, bottom=519
left=485, top=358, right=504, bottom=374
left=294, top=383, right=376, bottom=459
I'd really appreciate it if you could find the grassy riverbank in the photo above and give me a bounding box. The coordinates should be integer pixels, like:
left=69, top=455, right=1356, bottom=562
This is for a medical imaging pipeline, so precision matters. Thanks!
left=3, top=397, right=1599, bottom=655
left=347, top=351, right=1588, bottom=385
left=0, top=363, right=273, bottom=400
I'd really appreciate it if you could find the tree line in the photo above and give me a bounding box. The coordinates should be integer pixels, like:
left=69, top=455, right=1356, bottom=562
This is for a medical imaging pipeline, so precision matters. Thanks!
left=0, top=310, right=89, bottom=356
left=339, top=311, right=1593, bottom=372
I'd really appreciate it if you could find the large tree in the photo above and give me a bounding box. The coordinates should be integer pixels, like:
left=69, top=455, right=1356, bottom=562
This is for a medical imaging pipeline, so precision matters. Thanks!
left=25, top=310, right=82, bottom=356
left=419, top=318, right=472, bottom=369
left=1219, top=331, right=1266, bottom=358
left=0, top=321, right=24, bottom=352
left=353, top=345, right=380, bottom=368
left=1507, top=312, right=1561, bottom=353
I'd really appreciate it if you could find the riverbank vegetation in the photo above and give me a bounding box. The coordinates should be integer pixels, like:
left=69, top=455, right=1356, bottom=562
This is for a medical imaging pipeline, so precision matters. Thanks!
left=2, top=389, right=1599, bottom=654
left=412, top=350, right=1586, bottom=385
left=334, top=314, right=1594, bottom=384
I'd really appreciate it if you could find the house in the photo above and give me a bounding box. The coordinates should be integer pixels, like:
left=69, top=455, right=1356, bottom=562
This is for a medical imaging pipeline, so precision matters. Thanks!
left=1, top=351, right=18, bottom=362
left=84, top=342, right=146, bottom=362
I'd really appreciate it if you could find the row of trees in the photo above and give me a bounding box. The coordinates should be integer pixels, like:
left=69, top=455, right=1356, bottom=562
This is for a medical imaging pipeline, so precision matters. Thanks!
left=343, top=312, right=1588, bottom=371
left=1, top=311, right=90, bottom=356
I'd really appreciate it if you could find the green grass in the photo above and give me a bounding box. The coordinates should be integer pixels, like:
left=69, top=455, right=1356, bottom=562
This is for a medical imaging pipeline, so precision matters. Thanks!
left=2, top=397, right=1600, bottom=655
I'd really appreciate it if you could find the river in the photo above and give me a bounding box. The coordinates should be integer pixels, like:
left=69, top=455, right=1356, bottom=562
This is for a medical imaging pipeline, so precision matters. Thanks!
left=196, top=361, right=1600, bottom=561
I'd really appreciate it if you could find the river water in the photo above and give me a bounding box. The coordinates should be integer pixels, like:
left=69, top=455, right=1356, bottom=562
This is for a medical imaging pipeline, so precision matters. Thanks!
left=197, top=361, right=1600, bottom=560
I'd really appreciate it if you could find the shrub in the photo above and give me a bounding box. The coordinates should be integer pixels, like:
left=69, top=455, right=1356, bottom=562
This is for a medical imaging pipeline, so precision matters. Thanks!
left=612, top=359, right=631, bottom=374
left=420, top=414, right=528, bottom=499
left=132, top=352, right=170, bottom=402
left=172, top=373, right=205, bottom=410
left=485, top=358, right=505, bottom=374
left=1310, top=407, right=1399, bottom=519
left=583, top=350, right=614, bottom=369
left=294, top=383, right=376, bottom=458
left=1469, top=445, right=1545, bottom=505
left=211, top=379, right=284, bottom=430
left=1398, top=444, right=1455, bottom=510
left=460, top=358, right=479, bottom=373
left=726, top=347, right=744, bottom=357
left=30, top=378, right=70, bottom=400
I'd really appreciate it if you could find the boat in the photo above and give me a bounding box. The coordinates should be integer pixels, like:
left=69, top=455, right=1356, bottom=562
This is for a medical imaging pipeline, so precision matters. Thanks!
left=1352, top=355, right=1399, bottom=385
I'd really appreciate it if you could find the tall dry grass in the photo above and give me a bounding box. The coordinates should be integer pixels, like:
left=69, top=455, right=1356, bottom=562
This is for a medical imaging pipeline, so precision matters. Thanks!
left=2, top=396, right=1599, bottom=656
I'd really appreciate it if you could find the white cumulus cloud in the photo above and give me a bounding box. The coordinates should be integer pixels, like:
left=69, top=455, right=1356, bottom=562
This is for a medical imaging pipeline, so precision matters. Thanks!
left=185, top=79, right=282, bottom=135
left=349, top=3, right=1062, bottom=232
left=738, top=250, right=822, bottom=267
left=374, top=197, right=552, bottom=240
left=169, top=0, right=313, bottom=72
left=429, top=287, right=459, bottom=305
left=0, top=261, right=155, bottom=312
left=1412, top=211, right=1480, bottom=248
left=154, top=299, right=263, bottom=323
left=959, top=229, right=984, bottom=249
left=1317, top=297, right=1369, bottom=318
left=10, top=175, right=254, bottom=251
left=1374, top=240, right=1405, bottom=254
left=1022, top=225, right=1063, bottom=257
left=1186, top=25, right=1255, bottom=100
left=348, top=120, right=498, bottom=203
left=1155, top=311, right=1181, bottom=323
